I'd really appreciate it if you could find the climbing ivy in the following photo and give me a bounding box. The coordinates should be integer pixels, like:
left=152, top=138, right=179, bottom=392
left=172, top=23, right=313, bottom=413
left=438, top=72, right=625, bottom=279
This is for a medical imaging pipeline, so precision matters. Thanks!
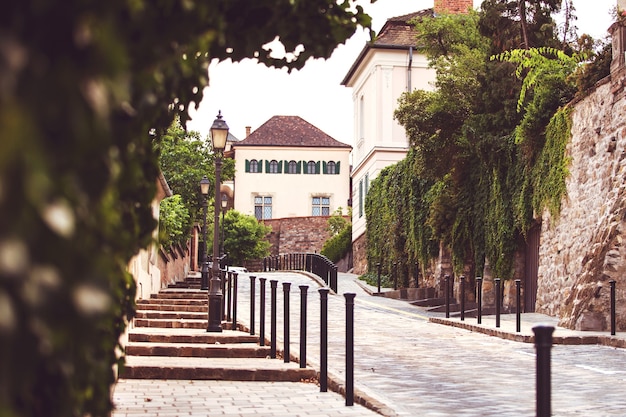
left=366, top=5, right=608, bottom=281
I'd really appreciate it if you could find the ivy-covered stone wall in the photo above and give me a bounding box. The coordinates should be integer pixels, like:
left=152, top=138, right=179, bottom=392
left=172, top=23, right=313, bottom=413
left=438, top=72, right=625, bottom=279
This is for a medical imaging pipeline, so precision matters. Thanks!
left=537, top=68, right=626, bottom=331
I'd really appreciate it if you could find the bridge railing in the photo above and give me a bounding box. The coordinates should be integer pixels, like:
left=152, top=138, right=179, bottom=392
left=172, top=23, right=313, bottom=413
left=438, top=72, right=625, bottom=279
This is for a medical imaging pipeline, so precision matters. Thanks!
left=262, top=253, right=338, bottom=293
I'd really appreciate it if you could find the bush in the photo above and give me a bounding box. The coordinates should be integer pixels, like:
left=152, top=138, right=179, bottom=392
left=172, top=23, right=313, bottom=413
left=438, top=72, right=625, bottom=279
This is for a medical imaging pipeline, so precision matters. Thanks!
left=321, top=225, right=352, bottom=263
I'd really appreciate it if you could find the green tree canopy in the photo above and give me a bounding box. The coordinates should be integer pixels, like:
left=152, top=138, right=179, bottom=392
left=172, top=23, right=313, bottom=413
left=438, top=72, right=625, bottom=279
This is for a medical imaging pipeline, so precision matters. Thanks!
left=220, top=210, right=271, bottom=266
left=371, top=2, right=612, bottom=280
left=1, top=2, right=372, bottom=416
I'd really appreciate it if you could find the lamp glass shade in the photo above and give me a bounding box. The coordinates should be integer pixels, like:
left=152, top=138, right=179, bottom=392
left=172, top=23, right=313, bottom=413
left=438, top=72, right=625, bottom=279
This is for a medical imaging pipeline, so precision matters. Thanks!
left=210, top=111, right=229, bottom=151
left=221, top=194, right=228, bottom=209
left=200, top=176, right=210, bottom=195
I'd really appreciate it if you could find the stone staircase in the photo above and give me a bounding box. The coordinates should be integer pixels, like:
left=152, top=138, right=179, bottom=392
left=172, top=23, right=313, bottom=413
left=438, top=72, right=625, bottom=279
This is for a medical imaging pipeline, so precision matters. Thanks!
left=121, top=273, right=317, bottom=382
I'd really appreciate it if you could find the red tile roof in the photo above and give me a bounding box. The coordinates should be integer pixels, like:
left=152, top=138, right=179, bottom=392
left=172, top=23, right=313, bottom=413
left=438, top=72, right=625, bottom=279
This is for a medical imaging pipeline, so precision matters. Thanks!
left=341, top=9, right=433, bottom=86
left=233, top=116, right=351, bottom=149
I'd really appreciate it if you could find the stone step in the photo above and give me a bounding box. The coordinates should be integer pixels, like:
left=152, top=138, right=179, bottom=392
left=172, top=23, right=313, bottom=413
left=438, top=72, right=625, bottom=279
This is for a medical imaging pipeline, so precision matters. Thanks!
left=120, top=356, right=317, bottom=381
left=126, top=342, right=271, bottom=358
left=151, top=292, right=206, bottom=300
left=135, top=311, right=207, bottom=320
left=134, top=318, right=207, bottom=329
left=136, top=303, right=207, bottom=312
left=132, top=318, right=240, bottom=330
left=137, top=298, right=207, bottom=306
left=128, top=328, right=258, bottom=344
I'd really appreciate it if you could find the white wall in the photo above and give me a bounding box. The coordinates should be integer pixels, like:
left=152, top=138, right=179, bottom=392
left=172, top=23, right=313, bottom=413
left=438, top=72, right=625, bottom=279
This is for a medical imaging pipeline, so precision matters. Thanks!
left=347, top=47, right=436, bottom=243
left=233, top=146, right=351, bottom=219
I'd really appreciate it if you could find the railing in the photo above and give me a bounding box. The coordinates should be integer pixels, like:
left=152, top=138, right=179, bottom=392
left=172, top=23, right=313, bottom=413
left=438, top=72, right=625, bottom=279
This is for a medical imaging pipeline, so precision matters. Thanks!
left=262, top=253, right=338, bottom=293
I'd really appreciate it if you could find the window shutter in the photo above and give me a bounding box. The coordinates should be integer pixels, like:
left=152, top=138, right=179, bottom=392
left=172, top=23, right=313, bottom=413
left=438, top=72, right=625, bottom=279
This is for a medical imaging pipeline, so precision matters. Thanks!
left=336, top=161, right=340, bottom=174
left=278, top=160, right=283, bottom=173
left=245, top=159, right=250, bottom=173
left=315, top=161, right=320, bottom=174
left=265, top=160, right=270, bottom=173
left=296, top=161, right=302, bottom=174
left=322, top=161, right=327, bottom=174
left=258, top=159, right=263, bottom=173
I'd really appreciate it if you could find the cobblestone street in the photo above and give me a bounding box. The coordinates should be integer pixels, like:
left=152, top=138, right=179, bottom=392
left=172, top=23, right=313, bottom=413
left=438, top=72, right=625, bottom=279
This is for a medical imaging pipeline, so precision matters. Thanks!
left=114, top=271, right=626, bottom=416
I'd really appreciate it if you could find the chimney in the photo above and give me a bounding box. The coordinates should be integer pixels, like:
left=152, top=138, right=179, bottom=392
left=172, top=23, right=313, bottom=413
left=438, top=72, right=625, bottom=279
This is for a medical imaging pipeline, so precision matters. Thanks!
left=245, top=126, right=251, bottom=137
left=434, top=0, right=473, bottom=14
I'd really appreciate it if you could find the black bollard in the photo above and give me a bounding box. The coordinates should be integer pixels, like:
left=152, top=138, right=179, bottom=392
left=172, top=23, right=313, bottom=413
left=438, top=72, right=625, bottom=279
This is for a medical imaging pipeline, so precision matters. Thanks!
left=610, top=280, right=616, bottom=335
left=516, top=279, right=521, bottom=333
left=415, top=261, right=419, bottom=288
left=344, top=293, right=356, bottom=407
left=299, top=285, right=308, bottom=368
left=259, top=278, right=266, bottom=346
left=270, top=280, right=277, bottom=359
left=445, top=275, right=450, bottom=319
left=232, top=272, right=238, bottom=330
left=283, top=282, right=291, bottom=363
left=376, top=262, right=381, bottom=294
left=533, top=325, right=555, bottom=417
left=249, top=275, right=256, bottom=335
left=393, top=262, right=398, bottom=290
left=226, top=271, right=232, bottom=322
left=476, top=277, right=482, bottom=324
left=221, top=269, right=226, bottom=320
left=319, top=288, right=330, bottom=392
left=460, top=275, right=466, bottom=321
left=495, top=278, right=501, bottom=328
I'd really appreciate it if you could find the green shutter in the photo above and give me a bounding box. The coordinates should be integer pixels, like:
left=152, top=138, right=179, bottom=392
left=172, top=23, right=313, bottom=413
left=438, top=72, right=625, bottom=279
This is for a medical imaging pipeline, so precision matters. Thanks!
left=278, top=160, right=283, bottom=173
left=315, top=161, right=320, bottom=174
left=296, top=161, right=302, bottom=174
left=265, top=160, right=271, bottom=173
left=322, top=161, right=327, bottom=174
left=245, top=159, right=250, bottom=173
left=284, top=160, right=289, bottom=173
left=336, top=161, right=340, bottom=174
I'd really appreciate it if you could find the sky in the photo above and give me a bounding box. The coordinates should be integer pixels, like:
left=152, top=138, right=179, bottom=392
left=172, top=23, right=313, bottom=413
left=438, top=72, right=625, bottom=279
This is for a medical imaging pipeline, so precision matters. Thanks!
left=186, top=0, right=617, bottom=146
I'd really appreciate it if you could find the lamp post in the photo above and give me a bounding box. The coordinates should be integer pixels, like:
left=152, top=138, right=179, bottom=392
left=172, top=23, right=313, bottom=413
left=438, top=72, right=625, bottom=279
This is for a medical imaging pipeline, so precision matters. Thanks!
left=199, top=177, right=210, bottom=291
left=207, top=111, right=229, bottom=332
left=220, top=193, right=228, bottom=259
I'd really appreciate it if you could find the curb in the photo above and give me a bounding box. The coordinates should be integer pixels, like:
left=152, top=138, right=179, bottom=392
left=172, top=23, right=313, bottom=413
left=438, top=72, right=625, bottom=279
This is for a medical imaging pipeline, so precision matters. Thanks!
left=429, top=317, right=626, bottom=348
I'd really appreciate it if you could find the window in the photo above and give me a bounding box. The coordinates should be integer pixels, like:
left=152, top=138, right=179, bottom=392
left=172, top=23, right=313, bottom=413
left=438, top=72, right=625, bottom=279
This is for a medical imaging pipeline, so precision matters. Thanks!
left=246, top=159, right=260, bottom=173
left=359, top=179, right=363, bottom=218
left=312, top=197, right=330, bottom=216
left=288, top=160, right=298, bottom=174
left=358, top=95, right=365, bottom=144
left=254, top=196, right=272, bottom=220
left=326, top=161, right=336, bottom=175
left=306, top=161, right=316, bottom=174
left=269, top=160, right=279, bottom=174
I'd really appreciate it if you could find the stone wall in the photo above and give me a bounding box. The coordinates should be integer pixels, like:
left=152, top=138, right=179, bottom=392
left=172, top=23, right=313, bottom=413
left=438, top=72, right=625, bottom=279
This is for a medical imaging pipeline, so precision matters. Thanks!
left=158, top=244, right=190, bottom=288
left=352, top=233, right=368, bottom=275
left=262, top=216, right=333, bottom=256
left=537, top=66, right=626, bottom=330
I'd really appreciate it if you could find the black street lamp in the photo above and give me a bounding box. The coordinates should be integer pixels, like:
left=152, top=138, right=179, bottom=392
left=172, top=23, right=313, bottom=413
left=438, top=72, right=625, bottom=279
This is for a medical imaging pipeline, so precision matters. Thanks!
left=199, top=176, right=210, bottom=291
left=207, top=111, right=229, bottom=333
left=220, top=193, right=228, bottom=259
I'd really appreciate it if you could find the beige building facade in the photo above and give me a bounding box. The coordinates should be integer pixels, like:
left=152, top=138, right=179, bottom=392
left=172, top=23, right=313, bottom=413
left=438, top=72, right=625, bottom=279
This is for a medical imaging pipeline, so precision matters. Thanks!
left=232, top=116, right=351, bottom=221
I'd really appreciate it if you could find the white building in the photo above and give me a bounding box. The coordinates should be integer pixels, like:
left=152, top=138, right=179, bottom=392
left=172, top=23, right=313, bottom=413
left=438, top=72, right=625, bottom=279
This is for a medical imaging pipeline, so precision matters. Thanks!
left=342, top=0, right=472, bottom=274
left=232, top=115, right=352, bottom=220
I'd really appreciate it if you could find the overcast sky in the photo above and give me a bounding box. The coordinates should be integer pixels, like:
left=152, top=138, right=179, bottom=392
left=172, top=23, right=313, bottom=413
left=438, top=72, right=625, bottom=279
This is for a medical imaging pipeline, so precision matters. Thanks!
left=186, top=0, right=617, bottom=145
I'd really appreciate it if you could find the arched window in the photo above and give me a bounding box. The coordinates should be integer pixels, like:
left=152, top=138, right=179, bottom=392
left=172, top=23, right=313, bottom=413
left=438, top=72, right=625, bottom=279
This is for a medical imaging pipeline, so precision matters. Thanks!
left=288, top=160, right=297, bottom=174
left=307, top=160, right=316, bottom=174
left=327, top=161, right=336, bottom=175
left=269, top=160, right=279, bottom=174
left=249, top=159, right=259, bottom=173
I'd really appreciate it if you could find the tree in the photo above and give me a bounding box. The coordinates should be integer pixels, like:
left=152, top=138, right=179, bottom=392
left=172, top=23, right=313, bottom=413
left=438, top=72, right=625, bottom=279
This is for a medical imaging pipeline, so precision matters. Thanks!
left=157, top=118, right=234, bottom=246
left=1, top=2, right=372, bottom=416
left=159, top=195, right=190, bottom=248
left=385, top=2, right=600, bottom=278
left=221, top=210, right=271, bottom=266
